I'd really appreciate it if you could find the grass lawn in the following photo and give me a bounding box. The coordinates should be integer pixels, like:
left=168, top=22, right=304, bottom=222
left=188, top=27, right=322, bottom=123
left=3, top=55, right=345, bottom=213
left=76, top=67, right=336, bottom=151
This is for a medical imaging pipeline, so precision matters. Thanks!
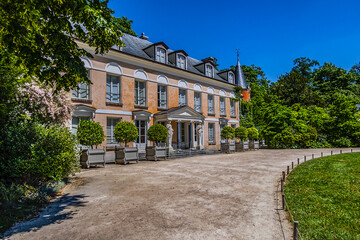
left=284, top=152, right=360, bottom=240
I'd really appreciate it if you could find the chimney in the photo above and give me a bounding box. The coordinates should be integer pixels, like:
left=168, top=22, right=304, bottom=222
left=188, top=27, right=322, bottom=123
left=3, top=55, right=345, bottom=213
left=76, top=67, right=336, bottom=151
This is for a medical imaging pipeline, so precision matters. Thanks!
left=139, top=32, right=149, bottom=40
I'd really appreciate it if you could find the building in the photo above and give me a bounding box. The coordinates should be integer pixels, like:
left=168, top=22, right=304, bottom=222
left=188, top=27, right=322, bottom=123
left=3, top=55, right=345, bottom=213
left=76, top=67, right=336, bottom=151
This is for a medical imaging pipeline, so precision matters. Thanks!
left=70, top=33, right=249, bottom=151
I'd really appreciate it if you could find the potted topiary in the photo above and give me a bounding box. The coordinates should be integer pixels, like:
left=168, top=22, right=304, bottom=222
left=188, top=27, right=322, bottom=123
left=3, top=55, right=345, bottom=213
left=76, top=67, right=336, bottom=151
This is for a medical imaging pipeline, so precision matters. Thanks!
left=235, top=126, right=248, bottom=152
left=220, top=126, right=235, bottom=153
left=247, top=127, right=259, bottom=150
left=77, top=120, right=106, bottom=168
left=114, top=121, right=139, bottom=165
left=146, top=124, right=168, bottom=161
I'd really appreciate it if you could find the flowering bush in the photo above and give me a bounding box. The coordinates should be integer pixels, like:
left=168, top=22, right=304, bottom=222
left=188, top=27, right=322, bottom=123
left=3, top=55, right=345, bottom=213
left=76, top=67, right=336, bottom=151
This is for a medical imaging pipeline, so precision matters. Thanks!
left=15, top=81, right=72, bottom=125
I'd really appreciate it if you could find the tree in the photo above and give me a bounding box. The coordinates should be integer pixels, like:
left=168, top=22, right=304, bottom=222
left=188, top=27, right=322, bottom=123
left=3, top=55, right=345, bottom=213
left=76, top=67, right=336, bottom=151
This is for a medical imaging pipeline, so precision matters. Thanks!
left=114, top=121, right=138, bottom=147
left=77, top=120, right=105, bottom=148
left=0, top=0, right=134, bottom=91
left=247, top=127, right=259, bottom=141
left=221, top=126, right=235, bottom=142
left=147, top=124, right=168, bottom=145
left=235, top=127, right=248, bottom=142
left=291, top=57, right=319, bottom=79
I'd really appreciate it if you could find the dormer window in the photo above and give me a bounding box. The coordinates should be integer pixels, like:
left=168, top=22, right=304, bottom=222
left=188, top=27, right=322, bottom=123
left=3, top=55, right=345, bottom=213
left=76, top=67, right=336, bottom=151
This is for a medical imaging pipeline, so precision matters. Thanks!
left=228, top=72, right=234, bottom=84
left=206, top=64, right=213, bottom=78
left=156, top=47, right=166, bottom=63
left=177, top=55, right=186, bottom=69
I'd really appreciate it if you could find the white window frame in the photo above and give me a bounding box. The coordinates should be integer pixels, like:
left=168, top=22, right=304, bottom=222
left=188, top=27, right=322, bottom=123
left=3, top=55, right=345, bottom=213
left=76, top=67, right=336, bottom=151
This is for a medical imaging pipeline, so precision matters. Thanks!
left=230, top=100, right=236, bottom=117
left=228, top=72, right=234, bottom=84
left=135, top=80, right=147, bottom=106
left=72, top=71, right=90, bottom=100
left=177, top=54, right=186, bottom=69
left=205, top=64, right=213, bottom=78
left=208, top=95, right=214, bottom=114
left=156, top=47, right=166, bottom=63
left=208, top=123, right=215, bottom=144
left=157, top=84, right=167, bottom=109
left=179, top=89, right=187, bottom=106
left=194, top=92, right=202, bottom=112
left=220, top=97, right=226, bottom=116
left=106, top=74, right=121, bottom=103
left=107, top=118, right=121, bottom=144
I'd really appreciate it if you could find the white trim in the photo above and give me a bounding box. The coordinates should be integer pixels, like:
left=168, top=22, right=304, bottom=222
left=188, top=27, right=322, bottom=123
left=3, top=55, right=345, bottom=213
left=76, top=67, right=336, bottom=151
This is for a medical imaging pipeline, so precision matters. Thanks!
left=194, top=83, right=202, bottom=91
left=81, top=57, right=93, bottom=69
left=207, top=86, right=215, bottom=94
left=134, top=69, right=148, bottom=80
left=219, top=89, right=226, bottom=96
left=95, top=109, right=132, bottom=116
left=157, top=74, right=169, bottom=84
left=105, top=62, right=122, bottom=75
left=168, top=117, right=203, bottom=122
left=178, top=79, right=188, bottom=89
left=228, top=119, right=239, bottom=123
left=205, top=118, right=219, bottom=122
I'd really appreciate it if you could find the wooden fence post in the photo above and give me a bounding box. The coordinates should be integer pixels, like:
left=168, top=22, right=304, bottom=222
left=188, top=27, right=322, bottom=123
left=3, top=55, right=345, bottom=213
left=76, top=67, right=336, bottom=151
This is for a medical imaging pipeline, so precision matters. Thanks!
left=292, top=162, right=294, bottom=169
left=331, top=150, right=333, bottom=156
left=312, top=154, right=314, bottom=159
left=297, top=158, right=299, bottom=165
left=282, top=171, right=285, bottom=181
left=351, top=149, right=353, bottom=153
left=340, top=149, right=342, bottom=154
left=281, top=179, right=284, bottom=192
left=321, top=152, right=323, bottom=157
left=287, top=166, right=290, bottom=175
left=304, top=156, right=306, bottom=162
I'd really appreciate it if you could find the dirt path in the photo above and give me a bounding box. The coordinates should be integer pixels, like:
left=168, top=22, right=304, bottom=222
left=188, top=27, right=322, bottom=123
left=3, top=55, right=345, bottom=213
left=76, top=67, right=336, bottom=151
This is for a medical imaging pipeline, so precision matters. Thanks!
left=4, top=149, right=352, bottom=240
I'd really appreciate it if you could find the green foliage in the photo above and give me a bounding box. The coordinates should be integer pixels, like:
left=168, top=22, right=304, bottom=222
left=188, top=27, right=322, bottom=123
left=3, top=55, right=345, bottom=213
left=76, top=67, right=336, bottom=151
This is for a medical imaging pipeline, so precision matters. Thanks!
left=0, top=0, right=135, bottom=91
left=220, top=126, right=235, bottom=141
left=115, top=16, right=137, bottom=36
left=77, top=120, right=104, bottom=148
left=235, top=127, right=248, bottom=141
left=0, top=120, right=79, bottom=182
left=285, top=153, right=360, bottom=239
left=147, top=124, right=168, bottom=144
left=114, top=121, right=138, bottom=146
left=247, top=127, right=259, bottom=140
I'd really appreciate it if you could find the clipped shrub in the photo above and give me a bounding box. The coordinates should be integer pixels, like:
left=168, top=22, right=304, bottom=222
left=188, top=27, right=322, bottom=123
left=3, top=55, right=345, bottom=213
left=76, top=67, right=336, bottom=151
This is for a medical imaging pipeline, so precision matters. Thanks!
left=147, top=124, right=168, bottom=145
left=221, top=126, right=235, bottom=142
left=77, top=120, right=104, bottom=148
left=114, top=121, right=138, bottom=147
left=235, top=127, right=248, bottom=141
left=247, top=127, right=259, bottom=141
left=0, top=120, right=79, bottom=182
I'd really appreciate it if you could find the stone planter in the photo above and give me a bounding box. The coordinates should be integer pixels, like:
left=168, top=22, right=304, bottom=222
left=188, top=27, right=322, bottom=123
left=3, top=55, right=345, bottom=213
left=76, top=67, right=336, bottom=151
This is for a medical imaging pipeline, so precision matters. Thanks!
left=243, top=141, right=249, bottom=151
left=146, top=146, right=167, bottom=161
left=235, top=142, right=244, bottom=152
left=80, top=148, right=105, bottom=168
left=221, top=142, right=235, bottom=154
left=115, top=146, right=139, bottom=165
left=249, top=140, right=260, bottom=150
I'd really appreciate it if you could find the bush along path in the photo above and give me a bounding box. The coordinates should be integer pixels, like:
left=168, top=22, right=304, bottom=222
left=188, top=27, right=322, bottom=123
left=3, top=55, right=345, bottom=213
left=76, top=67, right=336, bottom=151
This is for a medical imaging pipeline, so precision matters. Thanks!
left=280, top=149, right=360, bottom=240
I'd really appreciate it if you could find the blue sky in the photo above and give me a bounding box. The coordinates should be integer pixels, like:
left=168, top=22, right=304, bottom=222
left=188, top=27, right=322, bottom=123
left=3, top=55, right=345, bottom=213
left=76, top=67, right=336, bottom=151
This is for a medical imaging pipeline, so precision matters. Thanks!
left=109, top=0, right=360, bottom=81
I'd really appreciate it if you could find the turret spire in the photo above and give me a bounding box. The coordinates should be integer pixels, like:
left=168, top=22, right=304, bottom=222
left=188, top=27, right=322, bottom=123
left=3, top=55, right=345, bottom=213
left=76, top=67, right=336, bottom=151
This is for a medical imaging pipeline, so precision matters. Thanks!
left=235, top=49, right=248, bottom=89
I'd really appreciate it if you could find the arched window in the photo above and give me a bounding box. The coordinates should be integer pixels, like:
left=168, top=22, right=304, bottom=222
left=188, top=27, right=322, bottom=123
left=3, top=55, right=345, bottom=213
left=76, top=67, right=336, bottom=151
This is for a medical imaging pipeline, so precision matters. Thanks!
left=177, top=54, right=186, bottom=69
left=156, top=47, right=166, bottom=63
left=228, top=72, right=234, bottom=84
left=205, top=64, right=213, bottom=77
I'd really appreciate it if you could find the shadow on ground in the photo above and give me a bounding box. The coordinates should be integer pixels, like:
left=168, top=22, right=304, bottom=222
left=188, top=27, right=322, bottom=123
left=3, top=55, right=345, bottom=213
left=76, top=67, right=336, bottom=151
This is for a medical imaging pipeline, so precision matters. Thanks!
left=4, top=194, right=87, bottom=237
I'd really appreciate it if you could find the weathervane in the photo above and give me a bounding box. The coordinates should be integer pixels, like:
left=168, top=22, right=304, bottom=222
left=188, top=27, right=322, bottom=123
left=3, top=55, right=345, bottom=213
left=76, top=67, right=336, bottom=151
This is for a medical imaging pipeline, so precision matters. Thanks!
left=236, top=49, right=240, bottom=61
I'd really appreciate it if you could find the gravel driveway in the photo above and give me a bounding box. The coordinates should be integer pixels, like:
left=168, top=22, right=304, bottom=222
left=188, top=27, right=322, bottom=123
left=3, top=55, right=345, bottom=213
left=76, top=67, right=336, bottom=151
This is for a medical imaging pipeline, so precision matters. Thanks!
left=4, top=149, right=350, bottom=240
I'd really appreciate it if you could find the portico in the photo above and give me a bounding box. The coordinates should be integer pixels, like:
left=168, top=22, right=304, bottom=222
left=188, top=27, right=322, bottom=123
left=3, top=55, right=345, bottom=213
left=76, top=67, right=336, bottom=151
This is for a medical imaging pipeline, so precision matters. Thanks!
left=154, top=106, right=204, bottom=150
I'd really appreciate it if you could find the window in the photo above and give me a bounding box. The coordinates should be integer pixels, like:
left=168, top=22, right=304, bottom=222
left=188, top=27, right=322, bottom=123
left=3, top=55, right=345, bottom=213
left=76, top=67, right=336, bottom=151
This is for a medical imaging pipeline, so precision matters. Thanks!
left=206, top=65, right=213, bottom=77
left=229, top=72, right=234, bottom=84
left=158, top=85, right=167, bottom=109
left=220, top=97, right=226, bottom=116
left=194, top=92, right=202, bottom=112
left=135, top=80, right=146, bottom=106
left=72, top=71, right=90, bottom=99
left=208, top=95, right=214, bottom=114
left=71, top=117, right=90, bottom=135
left=230, top=100, right=236, bottom=117
left=135, top=120, right=147, bottom=145
left=106, top=74, right=121, bottom=103
left=156, top=47, right=166, bottom=63
left=179, top=89, right=187, bottom=106
left=208, top=123, right=215, bottom=144
left=177, top=55, right=186, bottom=69
left=107, top=118, right=121, bottom=144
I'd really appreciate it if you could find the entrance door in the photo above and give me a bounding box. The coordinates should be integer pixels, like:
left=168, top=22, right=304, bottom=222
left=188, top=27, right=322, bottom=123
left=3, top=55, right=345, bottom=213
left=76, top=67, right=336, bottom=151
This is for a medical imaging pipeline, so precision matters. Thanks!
left=135, top=120, right=147, bottom=150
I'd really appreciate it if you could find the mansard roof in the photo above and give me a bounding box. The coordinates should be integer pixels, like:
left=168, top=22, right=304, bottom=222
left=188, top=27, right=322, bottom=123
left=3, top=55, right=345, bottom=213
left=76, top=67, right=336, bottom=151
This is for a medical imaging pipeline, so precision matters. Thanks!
left=119, top=33, right=235, bottom=85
